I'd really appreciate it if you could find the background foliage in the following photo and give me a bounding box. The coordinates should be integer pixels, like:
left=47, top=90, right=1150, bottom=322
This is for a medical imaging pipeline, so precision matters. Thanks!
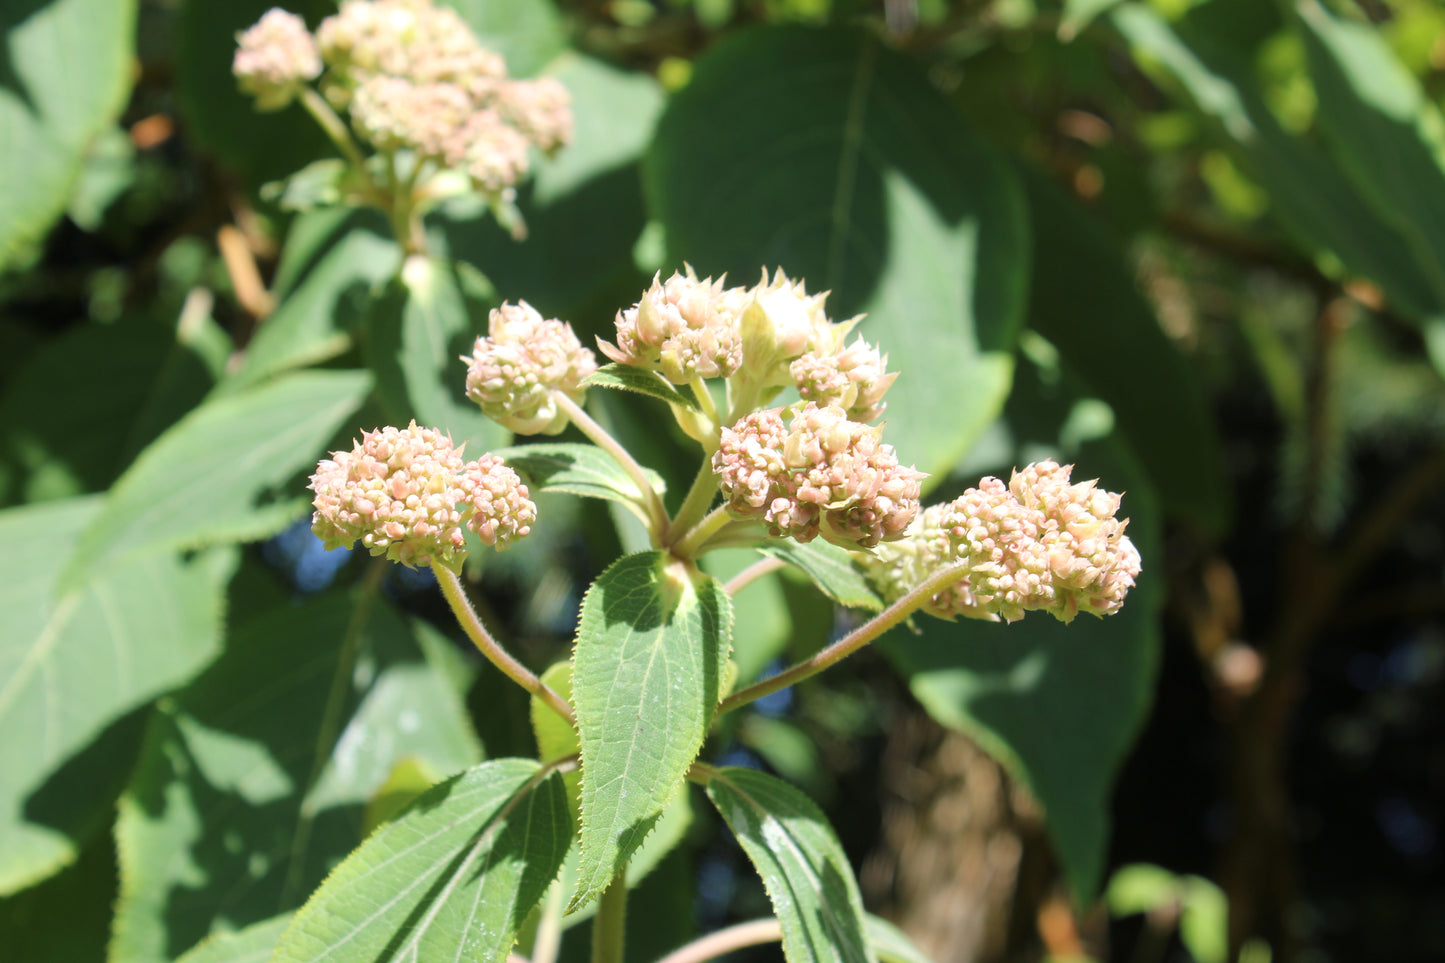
left=2, top=0, right=1444, bottom=960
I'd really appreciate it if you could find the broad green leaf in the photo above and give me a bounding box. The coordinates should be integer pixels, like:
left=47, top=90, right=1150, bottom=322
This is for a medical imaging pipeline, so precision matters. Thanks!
left=436, top=54, right=663, bottom=324
left=0, top=497, right=228, bottom=894
left=0, top=0, right=136, bottom=268
left=271, top=758, right=571, bottom=963
left=176, top=914, right=293, bottom=963
left=881, top=359, right=1162, bottom=903
left=758, top=540, right=885, bottom=612
left=1020, top=166, right=1228, bottom=533
left=865, top=915, right=936, bottom=963
left=363, top=256, right=507, bottom=452
left=451, top=0, right=566, bottom=77
left=530, top=661, right=581, bottom=815
left=582, top=364, right=701, bottom=411
left=67, top=124, right=135, bottom=230
left=62, top=370, right=371, bottom=586
left=111, top=589, right=481, bottom=963
left=706, top=766, right=876, bottom=963
left=225, top=209, right=399, bottom=391
left=1109, top=2, right=1442, bottom=323
left=570, top=552, right=732, bottom=910
left=647, top=26, right=1028, bottom=480
left=492, top=442, right=666, bottom=523
left=1296, top=0, right=1445, bottom=306
left=0, top=316, right=219, bottom=508
left=0, top=833, right=117, bottom=961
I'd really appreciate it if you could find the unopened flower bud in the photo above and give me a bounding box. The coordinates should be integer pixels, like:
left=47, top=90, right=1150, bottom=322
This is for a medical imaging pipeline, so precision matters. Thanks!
left=599, top=269, right=744, bottom=384
left=737, top=269, right=829, bottom=380
left=498, top=77, right=573, bottom=154
left=463, top=301, right=598, bottom=435
left=443, top=110, right=533, bottom=195
left=234, top=9, right=322, bottom=110
left=790, top=336, right=897, bottom=422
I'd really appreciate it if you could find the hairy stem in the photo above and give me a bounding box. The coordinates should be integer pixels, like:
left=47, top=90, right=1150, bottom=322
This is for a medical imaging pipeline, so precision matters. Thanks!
left=723, top=556, right=786, bottom=596
left=717, top=560, right=972, bottom=716
left=666, top=456, right=723, bottom=549
left=689, top=375, right=720, bottom=425
left=434, top=564, right=575, bottom=726
left=591, top=867, right=627, bottom=963
left=671, top=504, right=733, bottom=558
left=656, top=919, right=784, bottom=963
left=551, top=391, right=669, bottom=540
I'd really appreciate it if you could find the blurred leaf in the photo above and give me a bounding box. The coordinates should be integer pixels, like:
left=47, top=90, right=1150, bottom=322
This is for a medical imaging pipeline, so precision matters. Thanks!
left=571, top=553, right=731, bottom=911
left=0, top=497, right=228, bottom=895
left=360, top=756, right=446, bottom=837
left=583, top=364, right=701, bottom=411
left=271, top=758, right=569, bottom=963
left=1106, top=864, right=1228, bottom=963
left=492, top=442, right=666, bottom=524
left=758, top=539, right=885, bottom=612
left=67, top=125, right=135, bottom=230
left=0, top=0, right=136, bottom=268
left=62, top=370, right=372, bottom=586
left=0, top=833, right=117, bottom=961
left=706, top=766, right=876, bottom=963
left=450, top=0, right=565, bottom=77
left=174, top=913, right=292, bottom=963
left=1105, top=863, right=1180, bottom=915
left=881, top=359, right=1162, bottom=903
left=738, top=715, right=833, bottom=803
left=865, top=914, right=937, bottom=963
left=226, top=208, right=399, bottom=391
left=702, top=548, right=794, bottom=687
left=647, top=26, right=1029, bottom=480
left=1020, top=166, right=1228, bottom=532
left=111, top=588, right=482, bottom=963
left=437, top=54, right=664, bottom=324
left=1296, top=0, right=1445, bottom=306
left=1059, top=0, right=1126, bottom=41
left=531, top=661, right=582, bottom=815
left=363, top=256, right=507, bottom=452
left=0, top=316, right=219, bottom=508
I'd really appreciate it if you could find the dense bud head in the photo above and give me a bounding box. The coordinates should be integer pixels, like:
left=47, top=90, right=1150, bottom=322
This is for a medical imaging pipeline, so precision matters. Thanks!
left=790, top=336, right=896, bottom=422
left=349, top=76, right=471, bottom=155
left=317, top=0, right=504, bottom=102
left=599, top=269, right=744, bottom=384
left=463, top=301, right=597, bottom=435
left=497, top=77, right=574, bottom=154
left=233, top=9, right=322, bottom=110
left=308, top=421, right=535, bottom=569
left=713, top=403, right=922, bottom=549
left=443, top=109, right=533, bottom=195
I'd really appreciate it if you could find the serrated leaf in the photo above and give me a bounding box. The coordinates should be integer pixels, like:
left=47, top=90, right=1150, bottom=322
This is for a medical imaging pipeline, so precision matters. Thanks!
left=176, top=913, right=293, bottom=963
left=364, top=256, right=508, bottom=453
left=61, top=370, right=371, bottom=586
left=0, top=0, right=136, bottom=268
left=492, top=442, right=665, bottom=523
left=0, top=497, right=227, bottom=895
left=570, top=552, right=731, bottom=910
left=271, top=758, right=571, bottom=963
left=111, top=589, right=481, bottom=963
left=706, top=767, right=876, bottom=963
left=647, top=25, right=1028, bottom=481
left=758, top=540, right=884, bottom=612
left=581, top=364, right=701, bottom=411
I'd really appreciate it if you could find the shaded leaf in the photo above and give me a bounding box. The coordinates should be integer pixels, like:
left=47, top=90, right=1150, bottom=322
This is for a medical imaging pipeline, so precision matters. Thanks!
left=706, top=766, right=876, bottom=963
left=582, top=364, right=701, bottom=411
left=0, top=832, right=117, bottom=962
left=758, top=540, right=884, bottom=612
left=647, top=26, right=1028, bottom=480
left=175, top=913, right=293, bottom=963
left=570, top=552, right=731, bottom=910
left=271, top=759, right=571, bottom=963
left=492, top=442, right=665, bottom=523
left=450, top=0, right=565, bottom=77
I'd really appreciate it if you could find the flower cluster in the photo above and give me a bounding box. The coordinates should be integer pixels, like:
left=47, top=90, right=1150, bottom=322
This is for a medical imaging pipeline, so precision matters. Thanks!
left=600, top=268, right=896, bottom=420
left=233, top=9, right=322, bottom=110
left=462, top=302, right=598, bottom=435
left=309, top=422, right=535, bottom=570
left=864, top=460, right=1140, bottom=623
left=234, top=0, right=572, bottom=197
left=712, top=403, right=924, bottom=549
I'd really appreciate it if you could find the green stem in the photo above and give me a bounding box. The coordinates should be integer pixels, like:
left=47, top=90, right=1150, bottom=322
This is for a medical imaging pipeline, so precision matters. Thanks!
left=299, top=87, right=368, bottom=172
left=716, top=559, right=974, bottom=716
left=689, top=375, right=720, bottom=425
left=671, top=504, right=733, bottom=558
left=434, top=564, right=576, bottom=726
left=656, top=919, right=784, bottom=963
left=665, top=456, right=724, bottom=549
left=591, top=867, right=627, bottom=963
left=551, top=391, right=669, bottom=541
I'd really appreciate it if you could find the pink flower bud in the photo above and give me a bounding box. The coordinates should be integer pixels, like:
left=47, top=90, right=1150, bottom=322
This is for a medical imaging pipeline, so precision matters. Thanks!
left=599, top=269, right=744, bottom=384
left=233, top=9, right=322, bottom=111
left=463, top=301, right=597, bottom=435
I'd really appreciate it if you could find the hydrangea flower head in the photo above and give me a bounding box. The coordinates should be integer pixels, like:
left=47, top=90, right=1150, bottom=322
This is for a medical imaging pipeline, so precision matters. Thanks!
left=309, top=421, right=535, bottom=569
left=599, top=269, right=745, bottom=384
left=463, top=301, right=598, bottom=435
left=233, top=8, right=322, bottom=110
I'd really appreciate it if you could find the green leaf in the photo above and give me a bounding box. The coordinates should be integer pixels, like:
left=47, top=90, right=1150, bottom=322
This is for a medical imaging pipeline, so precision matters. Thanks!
left=0, top=0, right=137, bottom=268
left=1020, top=166, right=1229, bottom=533
left=111, top=588, right=482, bottom=963
left=881, top=358, right=1162, bottom=904
left=364, top=256, right=508, bottom=453
left=865, top=915, right=936, bottom=963
left=570, top=552, right=732, bottom=910
left=530, top=661, right=582, bottom=816
left=225, top=208, right=399, bottom=391
left=701, top=548, right=798, bottom=688
left=1109, top=2, right=1443, bottom=323
left=436, top=53, right=664, bottom=322
left=758, top=540, right=885, bottom=612
left=1059, top=0, right=1126, bottom=41
left=646, top=25, right=1028, bottom=481
left=271, top=758, right=571, bottom=963
left=62, top=370, right=371, bottom=586
left=582, top=364, right=701, bottom=411
left=0, top=833, right=117, bottom=962
left=175, top=913, right=293, bottom=963
left=1295, top=0, right=1445, bottom=307
left=491, top=442, right=666, bottom=523
left=450, top=0, right=566, bottom=77
left=706, top=766, right=876, bottom=963
left=0, top=497, right=228, bottom=895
